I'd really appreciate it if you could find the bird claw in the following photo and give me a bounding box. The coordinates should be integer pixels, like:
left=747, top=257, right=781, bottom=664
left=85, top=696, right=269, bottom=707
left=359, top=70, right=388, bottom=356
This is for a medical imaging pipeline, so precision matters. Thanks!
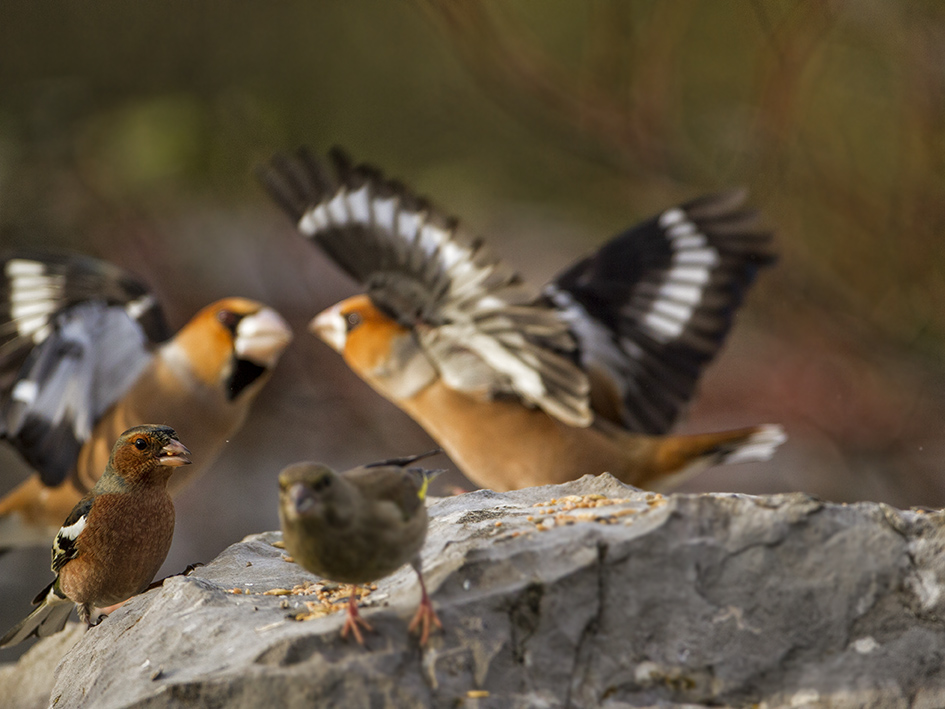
left=340, top=593, right=373, bottom=645
left=408, top=594, right=442, bottom=647
left=341, top=610, right=373, bottom=645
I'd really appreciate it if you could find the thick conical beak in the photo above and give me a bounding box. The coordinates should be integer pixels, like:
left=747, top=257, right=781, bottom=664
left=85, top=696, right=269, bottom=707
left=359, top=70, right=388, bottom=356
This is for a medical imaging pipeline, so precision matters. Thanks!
left=235, top=307, right=293, bottom=367
left=309, top=304, right=347, bottom=352
left=160, top=438, right=192, bottom=467
left=289, top=482, right=318, bottom=515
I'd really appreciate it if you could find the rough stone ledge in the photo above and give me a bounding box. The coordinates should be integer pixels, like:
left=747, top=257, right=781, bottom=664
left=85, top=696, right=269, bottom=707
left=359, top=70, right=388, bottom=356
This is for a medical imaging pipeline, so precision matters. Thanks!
left=5, top=474, right=945, bottom=708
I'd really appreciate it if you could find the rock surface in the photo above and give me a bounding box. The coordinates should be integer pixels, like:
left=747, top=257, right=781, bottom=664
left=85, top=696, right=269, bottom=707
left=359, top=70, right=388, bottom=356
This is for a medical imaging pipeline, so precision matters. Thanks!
left=5, top=474, right=945, bottom=708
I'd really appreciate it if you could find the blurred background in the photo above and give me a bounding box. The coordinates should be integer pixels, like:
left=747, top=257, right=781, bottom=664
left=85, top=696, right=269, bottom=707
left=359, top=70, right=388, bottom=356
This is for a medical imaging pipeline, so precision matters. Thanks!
left=2, top=0, right=945, bottom=660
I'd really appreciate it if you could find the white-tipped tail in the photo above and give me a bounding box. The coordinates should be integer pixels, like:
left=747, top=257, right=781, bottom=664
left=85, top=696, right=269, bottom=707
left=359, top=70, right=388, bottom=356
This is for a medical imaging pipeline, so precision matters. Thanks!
left=723, top=424, right=787, bottom=464
left=648, top=424, right=787, bottom=492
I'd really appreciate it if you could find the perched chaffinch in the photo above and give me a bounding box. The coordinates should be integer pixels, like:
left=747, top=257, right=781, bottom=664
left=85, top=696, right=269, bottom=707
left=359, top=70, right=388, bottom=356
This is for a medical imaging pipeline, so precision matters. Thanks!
left=0, top=252, right=292, bottom=550
left=278, top=451, right=442, bottom=646
left=0, top=424, right=191, bottom=647
left=261, top=148, right=785, bottom=492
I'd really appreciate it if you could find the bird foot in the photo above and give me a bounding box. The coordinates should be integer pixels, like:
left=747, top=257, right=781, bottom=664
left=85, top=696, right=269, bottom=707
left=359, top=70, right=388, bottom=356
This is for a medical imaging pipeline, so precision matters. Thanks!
left=84, top=601, right=125, bottom=627
left=408, top=591, right=442, bottom=646
left=340, top=591, right=373, bottom=645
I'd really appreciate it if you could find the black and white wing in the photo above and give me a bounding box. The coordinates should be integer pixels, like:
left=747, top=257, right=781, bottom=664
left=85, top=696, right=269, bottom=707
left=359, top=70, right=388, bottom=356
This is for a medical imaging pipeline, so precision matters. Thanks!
left=0, top=253, right=170, bottom=485
left=545, top=191, right=776, bottom=434
left=50, top=494, right=94, bottom=572
left=261, top=148, right=591, bottom=426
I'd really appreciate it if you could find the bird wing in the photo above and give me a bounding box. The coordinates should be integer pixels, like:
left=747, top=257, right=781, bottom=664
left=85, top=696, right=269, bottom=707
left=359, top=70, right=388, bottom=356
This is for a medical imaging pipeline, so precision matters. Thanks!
left=0, top=253, right=170, bottom=485
left=261, top=148, right=591, bottom=426
left=544, top=190, right=776, bottom=434
left=50, top=493, right=94, bottom=573
left=344, top=464, right=439, bottom=520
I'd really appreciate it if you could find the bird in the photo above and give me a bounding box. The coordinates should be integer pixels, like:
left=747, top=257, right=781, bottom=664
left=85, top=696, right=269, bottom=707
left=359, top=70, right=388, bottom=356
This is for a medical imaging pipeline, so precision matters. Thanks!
left=0, top=251, right=292, bottom=550
left=0, top=424, right=191, bottom=647
left=260, top=147, right=785, bottom=492
left=278, top=451, right=442, bottom=646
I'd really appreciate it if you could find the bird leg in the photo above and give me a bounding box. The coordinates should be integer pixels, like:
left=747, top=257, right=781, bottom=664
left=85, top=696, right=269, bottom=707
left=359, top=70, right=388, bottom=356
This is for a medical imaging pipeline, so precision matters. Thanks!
left=340, top=585, right=373, bottom=644
left=407, top=563, right=441, bottom=646
left=80, top=602, right=119, bottom=628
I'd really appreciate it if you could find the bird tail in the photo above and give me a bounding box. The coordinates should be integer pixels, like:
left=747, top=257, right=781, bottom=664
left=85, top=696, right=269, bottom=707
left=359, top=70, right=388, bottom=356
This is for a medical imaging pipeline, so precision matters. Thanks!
left=414, top=468, right=447, bottom=501
left=637, top=424, right=786, bottom=491
left=0, top=581, right=75, bottom=648
left=364, top=449, right=443, bottom=469
left=363, top=449, right=446, bottom=501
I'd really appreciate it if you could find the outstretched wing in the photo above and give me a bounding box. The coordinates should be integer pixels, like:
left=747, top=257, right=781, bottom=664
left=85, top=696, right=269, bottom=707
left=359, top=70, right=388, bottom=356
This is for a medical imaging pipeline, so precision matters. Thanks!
left=545, top=190, right=776, bottom=434
left=0, top=252, right=170, bottom=485
left=260, top=148, right=591, bottom=426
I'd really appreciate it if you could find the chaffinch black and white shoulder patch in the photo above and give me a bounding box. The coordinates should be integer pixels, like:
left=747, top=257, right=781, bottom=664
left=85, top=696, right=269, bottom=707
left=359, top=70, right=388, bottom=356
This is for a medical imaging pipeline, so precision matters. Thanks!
left=260, top=147, right=785, bottom=492
left=278, top=451, right=443, bottom=646
left=0, top=424, right=190, bottom=647
left=0, top=252, right=292, bottom=549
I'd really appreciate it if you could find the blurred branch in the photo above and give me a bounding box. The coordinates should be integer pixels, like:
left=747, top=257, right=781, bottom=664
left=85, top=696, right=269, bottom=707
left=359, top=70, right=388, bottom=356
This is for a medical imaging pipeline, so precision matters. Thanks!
left=413, top=0, right=693, bottom=176
left=749, top=1, right=834, bottom=170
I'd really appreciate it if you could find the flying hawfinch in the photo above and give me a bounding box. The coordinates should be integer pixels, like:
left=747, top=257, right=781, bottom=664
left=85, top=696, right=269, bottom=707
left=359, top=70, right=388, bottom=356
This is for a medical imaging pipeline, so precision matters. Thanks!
left=0, top=425, right=190, bottom=647
left=278, top=451, right=442, bottom=646
left=261, top=148, right=784, bottom=491
left=0, top=252, right=292, bottom=549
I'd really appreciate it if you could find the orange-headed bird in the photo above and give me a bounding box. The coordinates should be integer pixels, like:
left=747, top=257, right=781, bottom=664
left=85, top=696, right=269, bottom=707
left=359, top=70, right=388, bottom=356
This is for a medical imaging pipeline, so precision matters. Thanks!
left=261, top=148, right=783, bottom=492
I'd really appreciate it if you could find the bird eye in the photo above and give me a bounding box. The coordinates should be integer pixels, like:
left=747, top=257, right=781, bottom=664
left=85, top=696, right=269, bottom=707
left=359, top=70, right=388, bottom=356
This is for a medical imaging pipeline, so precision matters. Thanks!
left=134, top=437, right=148, bottom=451
left=344, top=312, right=362, bottom=332
left=312, top=475, right=332, bottom=492
left=217, top=309, right=242, bottom=333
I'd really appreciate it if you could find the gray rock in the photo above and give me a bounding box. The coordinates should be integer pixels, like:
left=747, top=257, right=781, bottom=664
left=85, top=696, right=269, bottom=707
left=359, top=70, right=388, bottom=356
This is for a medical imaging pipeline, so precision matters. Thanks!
left=0, top=624, right=83, bottom=709
left=6, top=474, right=945, bottom=708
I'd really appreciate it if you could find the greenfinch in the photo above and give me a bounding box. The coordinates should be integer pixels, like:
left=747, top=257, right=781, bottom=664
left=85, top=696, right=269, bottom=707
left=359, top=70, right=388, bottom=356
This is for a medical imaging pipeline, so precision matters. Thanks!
left=278, top=451, right=442, bottom=645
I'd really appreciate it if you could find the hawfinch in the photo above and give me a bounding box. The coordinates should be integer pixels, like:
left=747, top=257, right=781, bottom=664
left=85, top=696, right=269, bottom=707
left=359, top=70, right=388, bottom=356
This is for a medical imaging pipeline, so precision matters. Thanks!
left=261, top=148, right=784, bottom=492
left=278, top=451, right=442, bottom=645
left=0, top=252, right=292, bottom=549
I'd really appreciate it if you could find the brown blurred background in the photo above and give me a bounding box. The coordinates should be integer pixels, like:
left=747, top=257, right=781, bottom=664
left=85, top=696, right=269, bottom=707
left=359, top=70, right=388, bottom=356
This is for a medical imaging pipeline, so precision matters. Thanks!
left=2, top=1, right=945, bottom=660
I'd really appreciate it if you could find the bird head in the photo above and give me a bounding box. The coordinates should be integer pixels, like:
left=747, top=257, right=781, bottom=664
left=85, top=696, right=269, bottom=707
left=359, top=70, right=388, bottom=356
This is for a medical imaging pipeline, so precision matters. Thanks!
left=278, top=462, right=358, bottom=528
left=170, top=298, right=293, bottom=401
left=106, top=424, right=192, bottom=487
left=309, top=294, right=437, bottom=401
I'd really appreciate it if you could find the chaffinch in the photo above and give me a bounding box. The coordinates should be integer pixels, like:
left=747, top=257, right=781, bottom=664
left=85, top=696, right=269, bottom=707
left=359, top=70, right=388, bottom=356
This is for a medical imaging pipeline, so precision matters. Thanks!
left=0, top=424, right=191, bottom=647
left=0, top=252, right=292, bottom=550
left=278, top=452, right=442, bottom=645
left=261, top=148, right=785, bottom=492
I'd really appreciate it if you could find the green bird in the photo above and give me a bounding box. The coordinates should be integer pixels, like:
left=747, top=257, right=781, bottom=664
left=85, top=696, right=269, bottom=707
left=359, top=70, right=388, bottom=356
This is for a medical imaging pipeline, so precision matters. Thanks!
left=277, top=451, right=442, bottom=645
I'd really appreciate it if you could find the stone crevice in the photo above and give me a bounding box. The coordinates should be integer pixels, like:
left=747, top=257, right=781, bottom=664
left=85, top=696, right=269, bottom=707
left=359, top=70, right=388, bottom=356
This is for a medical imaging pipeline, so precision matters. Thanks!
left=563, top=540, right=607, bottom=709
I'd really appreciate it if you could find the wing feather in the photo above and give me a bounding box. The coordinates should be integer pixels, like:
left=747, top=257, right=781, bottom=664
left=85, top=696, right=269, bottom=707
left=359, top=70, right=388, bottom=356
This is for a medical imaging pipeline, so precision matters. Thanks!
left=261, top=148, right=591, bottom=426
left=51, top=494, right=93, bottom=572
left=0, top=253, right=167, bottom=484
left=546, top=190, right=775, bottom=434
